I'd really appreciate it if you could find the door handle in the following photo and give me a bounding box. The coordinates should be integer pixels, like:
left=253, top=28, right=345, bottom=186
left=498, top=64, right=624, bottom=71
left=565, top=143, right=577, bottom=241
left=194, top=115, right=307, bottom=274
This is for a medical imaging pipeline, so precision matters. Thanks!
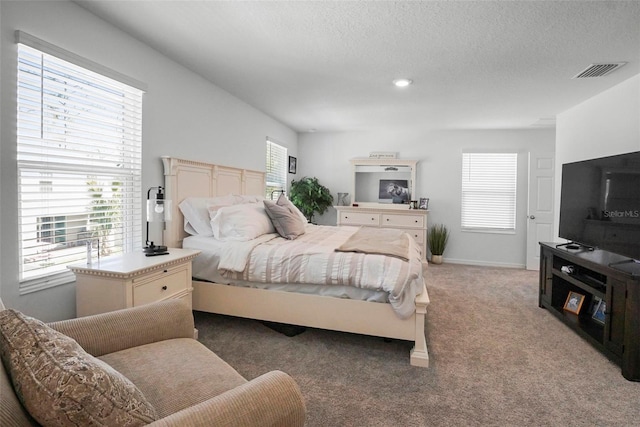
left=528, top=215, right=536, bottom=220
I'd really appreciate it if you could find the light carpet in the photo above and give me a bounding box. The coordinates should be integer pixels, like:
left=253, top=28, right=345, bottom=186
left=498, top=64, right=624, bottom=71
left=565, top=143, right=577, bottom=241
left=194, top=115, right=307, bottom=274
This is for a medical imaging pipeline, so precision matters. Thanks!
left=194, top=263, right=640, bottom=426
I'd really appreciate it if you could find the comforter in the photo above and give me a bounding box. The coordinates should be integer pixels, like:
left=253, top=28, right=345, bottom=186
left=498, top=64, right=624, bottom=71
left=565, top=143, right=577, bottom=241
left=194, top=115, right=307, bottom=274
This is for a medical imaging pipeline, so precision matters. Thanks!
left=218, top=225, right=424, bottom=318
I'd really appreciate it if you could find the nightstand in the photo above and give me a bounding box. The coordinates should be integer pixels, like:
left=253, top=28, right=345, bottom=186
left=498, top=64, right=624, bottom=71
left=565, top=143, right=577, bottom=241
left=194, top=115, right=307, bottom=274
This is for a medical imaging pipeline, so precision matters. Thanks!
left=69, top=248, right=200, bottom=317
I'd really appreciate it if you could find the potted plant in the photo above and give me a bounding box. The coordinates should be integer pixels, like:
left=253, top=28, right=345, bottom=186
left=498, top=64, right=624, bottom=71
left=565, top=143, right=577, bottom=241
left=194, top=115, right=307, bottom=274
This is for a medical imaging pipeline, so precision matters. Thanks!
left=428, top=223, right=449, bottom=264
left=289, top=177, right=334, bottom=223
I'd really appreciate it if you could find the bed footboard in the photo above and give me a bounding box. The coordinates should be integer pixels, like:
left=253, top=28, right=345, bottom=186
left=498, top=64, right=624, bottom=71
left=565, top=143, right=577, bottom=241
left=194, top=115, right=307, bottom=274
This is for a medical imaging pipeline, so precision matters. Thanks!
left=193, top=279, right=429, bottom=367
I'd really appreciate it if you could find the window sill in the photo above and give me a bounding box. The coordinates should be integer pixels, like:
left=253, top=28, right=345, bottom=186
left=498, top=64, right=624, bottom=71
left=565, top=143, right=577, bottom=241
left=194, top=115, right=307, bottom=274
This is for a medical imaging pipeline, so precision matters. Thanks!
left=20, top=270, right=76, bottom=295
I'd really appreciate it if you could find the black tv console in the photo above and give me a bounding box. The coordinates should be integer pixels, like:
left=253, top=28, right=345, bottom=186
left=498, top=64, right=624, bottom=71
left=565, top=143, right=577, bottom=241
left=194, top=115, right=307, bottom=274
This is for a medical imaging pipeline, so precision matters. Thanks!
left=539, top=242, right=640, bottom=381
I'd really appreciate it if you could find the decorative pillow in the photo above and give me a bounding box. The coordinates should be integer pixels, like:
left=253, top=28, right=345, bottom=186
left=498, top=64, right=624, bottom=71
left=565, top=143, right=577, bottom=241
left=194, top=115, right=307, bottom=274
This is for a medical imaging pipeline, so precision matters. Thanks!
left=210, top=202, right=276, bottom=241
left=264, top=195, right=307, bottom=240
left=179, top=195, right=265, bottom=236
left=289, top=197, right=309, bottom=224
left=0, top=309, right=157, bottom=427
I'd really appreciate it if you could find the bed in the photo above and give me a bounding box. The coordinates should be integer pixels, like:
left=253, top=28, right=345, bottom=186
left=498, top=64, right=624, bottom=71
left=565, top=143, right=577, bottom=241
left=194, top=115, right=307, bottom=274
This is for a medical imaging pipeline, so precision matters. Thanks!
left=161, top=156, right=429, bottom=367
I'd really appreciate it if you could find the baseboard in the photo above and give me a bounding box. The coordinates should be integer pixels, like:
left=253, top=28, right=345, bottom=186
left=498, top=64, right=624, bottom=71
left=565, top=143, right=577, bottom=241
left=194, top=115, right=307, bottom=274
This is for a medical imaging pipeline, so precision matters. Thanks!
left=440, top=258, right=526, bottom=269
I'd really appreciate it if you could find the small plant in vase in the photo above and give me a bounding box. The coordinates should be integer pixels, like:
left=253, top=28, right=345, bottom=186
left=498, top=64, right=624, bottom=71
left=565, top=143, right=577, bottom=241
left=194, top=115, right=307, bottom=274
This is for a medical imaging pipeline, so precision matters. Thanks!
left=428, top=224, right=449, bottom=264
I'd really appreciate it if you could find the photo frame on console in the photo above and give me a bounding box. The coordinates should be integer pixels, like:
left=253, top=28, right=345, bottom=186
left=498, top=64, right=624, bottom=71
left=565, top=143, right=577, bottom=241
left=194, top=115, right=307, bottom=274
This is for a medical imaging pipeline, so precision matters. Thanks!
left=563, top=291, right=585, bottom=315
left=591, top=297, right=606, bottom=324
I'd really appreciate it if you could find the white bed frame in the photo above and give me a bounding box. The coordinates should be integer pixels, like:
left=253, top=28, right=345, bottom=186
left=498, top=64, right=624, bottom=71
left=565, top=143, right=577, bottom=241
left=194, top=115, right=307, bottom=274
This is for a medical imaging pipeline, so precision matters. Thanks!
left=162, top=156, right=429, bottom=367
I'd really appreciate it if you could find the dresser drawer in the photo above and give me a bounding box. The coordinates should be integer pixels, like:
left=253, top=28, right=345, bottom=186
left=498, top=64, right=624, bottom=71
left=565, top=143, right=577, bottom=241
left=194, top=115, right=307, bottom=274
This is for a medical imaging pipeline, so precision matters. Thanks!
left=404, top=228, right=425, bottom=245
left=339, top=211, right=380, bottom=226
left=382, top=213, right=425, bottom=228
left=133, top=267, right=190, bottom=306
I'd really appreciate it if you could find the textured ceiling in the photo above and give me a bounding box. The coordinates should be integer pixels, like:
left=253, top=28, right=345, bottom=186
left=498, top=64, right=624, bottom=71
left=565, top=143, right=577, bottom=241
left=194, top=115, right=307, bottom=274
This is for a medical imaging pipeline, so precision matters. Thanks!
left=75, top=1, right=640, bottom=133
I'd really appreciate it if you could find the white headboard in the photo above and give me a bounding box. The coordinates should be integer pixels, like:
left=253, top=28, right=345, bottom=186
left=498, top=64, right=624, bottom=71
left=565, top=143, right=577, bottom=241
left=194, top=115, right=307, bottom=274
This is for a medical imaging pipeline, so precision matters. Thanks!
left=161, top=156, right=266, bottom=248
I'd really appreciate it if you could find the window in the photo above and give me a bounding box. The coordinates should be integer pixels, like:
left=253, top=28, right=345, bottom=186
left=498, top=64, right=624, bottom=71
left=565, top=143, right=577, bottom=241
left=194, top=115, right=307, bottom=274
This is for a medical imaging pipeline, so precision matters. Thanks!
left=16, top=33, right=145, bottom=293
left=461, top=152, right=517, bottom=232
left=265, top=138, right=287, bottom=199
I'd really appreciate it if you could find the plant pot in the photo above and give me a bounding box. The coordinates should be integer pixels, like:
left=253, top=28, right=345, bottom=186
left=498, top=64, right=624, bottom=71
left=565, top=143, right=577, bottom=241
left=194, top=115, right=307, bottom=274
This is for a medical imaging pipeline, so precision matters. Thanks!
left=431, top=255, right=443, bottom=265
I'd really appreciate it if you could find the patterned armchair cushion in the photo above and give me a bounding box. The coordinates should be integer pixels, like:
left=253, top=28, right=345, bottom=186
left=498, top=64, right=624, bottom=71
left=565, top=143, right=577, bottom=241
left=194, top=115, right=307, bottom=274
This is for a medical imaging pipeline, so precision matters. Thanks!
left=0, top=308, right=157, bottom=427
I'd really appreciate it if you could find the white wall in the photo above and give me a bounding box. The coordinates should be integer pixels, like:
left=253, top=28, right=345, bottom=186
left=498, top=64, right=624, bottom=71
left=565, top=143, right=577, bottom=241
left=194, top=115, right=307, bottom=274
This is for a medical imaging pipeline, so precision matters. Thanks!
left=0, top=1, right=297, bottom=321
left=298, top=128, right=556, bottom=268
left=554, top=74, right=640, bottom=238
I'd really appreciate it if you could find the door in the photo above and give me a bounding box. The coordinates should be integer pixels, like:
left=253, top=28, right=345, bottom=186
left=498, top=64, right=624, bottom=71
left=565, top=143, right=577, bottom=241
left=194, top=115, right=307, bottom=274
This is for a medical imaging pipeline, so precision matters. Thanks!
left=526, top=153, right=555, bottom=270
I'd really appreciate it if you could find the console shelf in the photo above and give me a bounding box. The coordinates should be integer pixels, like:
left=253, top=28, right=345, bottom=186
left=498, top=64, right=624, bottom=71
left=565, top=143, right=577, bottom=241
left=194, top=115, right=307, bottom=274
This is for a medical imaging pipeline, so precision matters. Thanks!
left=539, top=242, right=640, bottom=381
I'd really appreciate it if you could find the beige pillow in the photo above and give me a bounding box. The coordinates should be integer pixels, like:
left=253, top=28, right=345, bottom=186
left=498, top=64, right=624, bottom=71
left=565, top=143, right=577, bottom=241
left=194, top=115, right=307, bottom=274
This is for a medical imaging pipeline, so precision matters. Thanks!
left=0, top=309, right=157, bottom=427
left=264, top=195, right=307, bottom=240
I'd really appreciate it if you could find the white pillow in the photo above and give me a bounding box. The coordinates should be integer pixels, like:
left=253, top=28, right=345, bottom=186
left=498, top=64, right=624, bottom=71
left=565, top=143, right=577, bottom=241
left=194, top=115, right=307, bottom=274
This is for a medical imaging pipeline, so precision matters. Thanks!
left=179, top=195, right=266, bottom=236
left=210, top=203, right=275, bottom=241
left=179, top=195, right=235, bottom=236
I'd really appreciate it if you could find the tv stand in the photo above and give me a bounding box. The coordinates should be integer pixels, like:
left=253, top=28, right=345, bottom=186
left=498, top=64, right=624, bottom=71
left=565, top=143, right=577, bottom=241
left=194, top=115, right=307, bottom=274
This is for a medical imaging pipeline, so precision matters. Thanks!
left=539, top=242, right=640, bottom=381
left=609, top=259, right=640, bottom=277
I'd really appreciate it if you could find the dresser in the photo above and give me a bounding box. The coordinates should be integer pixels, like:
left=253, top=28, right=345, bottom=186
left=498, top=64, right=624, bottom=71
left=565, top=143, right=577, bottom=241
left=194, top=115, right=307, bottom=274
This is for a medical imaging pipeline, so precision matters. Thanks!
left=69, top=248, right=201, bottom=317
left=335, top=206, right=428, bottom=259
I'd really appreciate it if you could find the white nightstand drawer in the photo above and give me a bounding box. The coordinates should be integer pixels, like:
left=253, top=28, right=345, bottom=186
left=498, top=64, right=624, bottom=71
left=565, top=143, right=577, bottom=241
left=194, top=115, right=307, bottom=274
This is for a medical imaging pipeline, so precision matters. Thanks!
left=340, top=211, right=380, bottom=226
left=133, top=267, right=190, bottom=307
left=382, top=213, right=425, bottom=228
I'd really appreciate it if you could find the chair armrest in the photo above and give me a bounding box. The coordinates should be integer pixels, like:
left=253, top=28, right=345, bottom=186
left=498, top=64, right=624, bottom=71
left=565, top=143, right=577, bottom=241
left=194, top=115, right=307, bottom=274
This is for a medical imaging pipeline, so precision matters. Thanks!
left=147, top=370, right=306, bottom=427
left=48, top=299, right=194, bottom=357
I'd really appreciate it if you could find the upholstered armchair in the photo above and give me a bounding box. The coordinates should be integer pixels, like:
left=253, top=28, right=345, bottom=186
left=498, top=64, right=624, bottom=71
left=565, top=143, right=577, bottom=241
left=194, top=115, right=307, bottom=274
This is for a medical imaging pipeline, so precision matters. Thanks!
left=0, top=298, right=306, bottom=426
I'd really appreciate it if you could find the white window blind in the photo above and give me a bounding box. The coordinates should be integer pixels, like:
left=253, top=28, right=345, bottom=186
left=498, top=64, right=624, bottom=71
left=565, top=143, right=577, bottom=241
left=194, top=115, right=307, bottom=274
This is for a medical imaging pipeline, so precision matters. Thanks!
left=17, top=42, right=143, bottom=293
left=461, top=152, right=518, bottom=232
left=265, top=138, right=287, bottom=199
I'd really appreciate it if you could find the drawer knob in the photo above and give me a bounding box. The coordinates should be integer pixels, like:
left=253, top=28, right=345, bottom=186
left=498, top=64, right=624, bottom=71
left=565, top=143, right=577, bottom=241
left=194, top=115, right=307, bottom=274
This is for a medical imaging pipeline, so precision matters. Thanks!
left=161, top=285, right=168, bottom=291
left=386, top=218, right=389, bottom=221
left=415, top=220, right=418, bottom=223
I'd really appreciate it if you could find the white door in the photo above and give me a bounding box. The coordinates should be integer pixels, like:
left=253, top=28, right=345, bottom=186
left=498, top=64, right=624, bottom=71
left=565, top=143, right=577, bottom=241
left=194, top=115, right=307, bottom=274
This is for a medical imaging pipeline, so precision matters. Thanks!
left=526, top=153, right=555, bottom=270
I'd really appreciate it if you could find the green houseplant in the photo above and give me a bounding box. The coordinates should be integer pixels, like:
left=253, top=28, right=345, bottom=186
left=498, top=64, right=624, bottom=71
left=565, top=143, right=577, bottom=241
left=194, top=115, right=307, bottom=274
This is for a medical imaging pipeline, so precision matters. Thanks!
left=428, top=223, right=449, bottom=264
left=289, top=177, right=334, bottom=223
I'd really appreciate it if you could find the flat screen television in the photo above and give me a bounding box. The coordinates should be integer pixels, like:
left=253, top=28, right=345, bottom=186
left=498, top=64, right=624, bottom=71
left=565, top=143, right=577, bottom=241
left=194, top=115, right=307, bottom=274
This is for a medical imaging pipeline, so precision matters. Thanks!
left=559, top=151, right=640, bottom=262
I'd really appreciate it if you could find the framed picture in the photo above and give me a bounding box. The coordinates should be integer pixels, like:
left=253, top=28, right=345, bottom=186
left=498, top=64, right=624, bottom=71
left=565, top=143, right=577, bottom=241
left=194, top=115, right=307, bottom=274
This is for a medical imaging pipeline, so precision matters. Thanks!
left=592, top=297, right=606, bottom=324
left=563, top=291, right=586, bottom=314
left=419, top=197, right=429, bottom=210
left=379, top=179, right=410, bottom=204
left=288, top=156, right=297, bottom=174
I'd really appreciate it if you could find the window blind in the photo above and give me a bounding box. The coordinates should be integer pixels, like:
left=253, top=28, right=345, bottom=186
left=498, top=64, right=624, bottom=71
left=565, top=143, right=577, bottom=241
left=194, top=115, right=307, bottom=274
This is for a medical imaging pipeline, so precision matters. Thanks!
left=265, top=138, right=287, bottom=199
left=17, top=43, right=143, bottom=293
left=461, top=152, right=518, bottom=232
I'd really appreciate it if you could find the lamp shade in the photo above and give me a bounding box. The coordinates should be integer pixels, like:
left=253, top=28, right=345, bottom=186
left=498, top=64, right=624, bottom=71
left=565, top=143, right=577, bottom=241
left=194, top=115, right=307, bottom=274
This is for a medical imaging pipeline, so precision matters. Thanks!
left=146, top=199, right=172, bottom=222
left=144, top=186, right=171, bottom=256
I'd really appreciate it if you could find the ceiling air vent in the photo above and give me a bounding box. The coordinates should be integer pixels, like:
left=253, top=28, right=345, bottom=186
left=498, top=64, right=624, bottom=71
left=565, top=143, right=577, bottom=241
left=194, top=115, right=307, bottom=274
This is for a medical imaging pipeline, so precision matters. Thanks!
left=572, top=63, right=627, bottom=79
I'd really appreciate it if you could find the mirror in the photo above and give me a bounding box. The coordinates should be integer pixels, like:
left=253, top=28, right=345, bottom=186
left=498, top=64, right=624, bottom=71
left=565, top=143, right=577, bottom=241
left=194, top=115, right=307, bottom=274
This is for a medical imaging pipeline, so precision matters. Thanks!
left=350, top=159, right=417, bottom=206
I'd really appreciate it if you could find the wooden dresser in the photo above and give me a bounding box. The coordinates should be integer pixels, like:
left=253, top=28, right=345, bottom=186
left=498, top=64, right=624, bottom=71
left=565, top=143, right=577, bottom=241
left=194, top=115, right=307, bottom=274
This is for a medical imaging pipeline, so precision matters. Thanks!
left=335, top=205, right=428, bottom=259
left=69, top=248, right=200, bottom=317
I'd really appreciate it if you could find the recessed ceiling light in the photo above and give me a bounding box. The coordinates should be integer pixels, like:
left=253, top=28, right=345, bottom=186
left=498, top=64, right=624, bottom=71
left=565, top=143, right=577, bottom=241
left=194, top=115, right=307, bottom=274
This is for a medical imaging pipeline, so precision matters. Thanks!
left=393, top=78, right=413, bottom=88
